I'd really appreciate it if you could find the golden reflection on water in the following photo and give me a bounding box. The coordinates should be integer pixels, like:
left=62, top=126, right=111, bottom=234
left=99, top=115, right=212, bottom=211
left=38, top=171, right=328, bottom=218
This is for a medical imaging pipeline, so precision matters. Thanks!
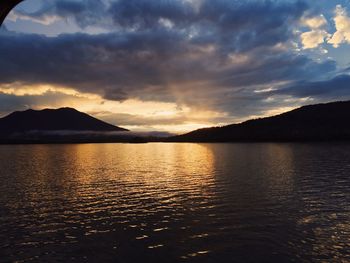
left=69, top=143, right=217, bottom=196
left=15, top=143, right=216, bottom=231
left=1, top=143, right=350, bottom=262
left=11, top=143, right=214, bottom=197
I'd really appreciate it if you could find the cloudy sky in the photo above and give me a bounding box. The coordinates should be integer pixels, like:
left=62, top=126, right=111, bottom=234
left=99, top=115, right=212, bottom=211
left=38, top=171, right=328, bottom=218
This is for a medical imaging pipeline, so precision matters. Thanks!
left=1, top=0, right=350, bottom=133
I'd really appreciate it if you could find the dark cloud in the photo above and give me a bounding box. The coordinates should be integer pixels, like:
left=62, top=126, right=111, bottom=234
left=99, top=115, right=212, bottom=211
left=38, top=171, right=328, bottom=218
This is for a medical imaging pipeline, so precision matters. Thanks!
left=274, top=74, right=350, bottom=99
left=18, top=0, right=308, bottom=52
left=0, top=29, right=190, bottom=100
left=0, top=28, right=335, bottom=107
left=198, top=0, right=307, bottom=51
left=108, top=0, right=195, bottom=30
left=0, top=0, right=344, bottom=128
left=17, top=0, right=307, bottom=29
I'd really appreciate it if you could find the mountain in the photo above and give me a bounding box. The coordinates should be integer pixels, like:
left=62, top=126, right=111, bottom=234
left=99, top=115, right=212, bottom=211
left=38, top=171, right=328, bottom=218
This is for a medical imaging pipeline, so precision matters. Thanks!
left=0, top=108, right=131, bottom=143
left=0, top=107, right=128, bottom=133
left=169, top=101, right=350, bottom=142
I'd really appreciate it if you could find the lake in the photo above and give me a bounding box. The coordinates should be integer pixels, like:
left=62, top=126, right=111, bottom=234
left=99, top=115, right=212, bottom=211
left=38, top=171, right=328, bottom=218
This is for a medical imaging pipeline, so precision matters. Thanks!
left=0, top=143, right=349, bottom=262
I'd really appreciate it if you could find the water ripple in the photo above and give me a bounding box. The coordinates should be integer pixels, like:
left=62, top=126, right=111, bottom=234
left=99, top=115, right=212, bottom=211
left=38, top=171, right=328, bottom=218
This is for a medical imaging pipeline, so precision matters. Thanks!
left=0, top=143, right=349, bottom=262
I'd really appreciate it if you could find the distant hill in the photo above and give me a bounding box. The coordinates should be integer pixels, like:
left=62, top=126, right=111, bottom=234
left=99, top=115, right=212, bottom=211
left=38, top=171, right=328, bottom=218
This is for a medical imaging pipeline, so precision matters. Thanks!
left=0, top=108, right=132, bottom=143
left=0, top=107, right=128, bottom=133
left=169, top=101, right=350, bottom=142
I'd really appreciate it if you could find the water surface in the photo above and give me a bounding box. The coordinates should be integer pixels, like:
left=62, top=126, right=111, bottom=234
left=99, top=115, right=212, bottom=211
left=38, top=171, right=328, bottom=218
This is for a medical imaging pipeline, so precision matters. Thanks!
left=0, top=143, right=349, bottom=262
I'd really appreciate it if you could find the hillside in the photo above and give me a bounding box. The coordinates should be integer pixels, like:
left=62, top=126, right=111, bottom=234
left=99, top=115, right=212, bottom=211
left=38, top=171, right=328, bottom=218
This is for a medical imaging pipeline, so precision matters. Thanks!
left=0, top=107, right=128, bottom=134
left=169, top=101, right=350, bottom=142
left=0, top=107, right=131, bottom=143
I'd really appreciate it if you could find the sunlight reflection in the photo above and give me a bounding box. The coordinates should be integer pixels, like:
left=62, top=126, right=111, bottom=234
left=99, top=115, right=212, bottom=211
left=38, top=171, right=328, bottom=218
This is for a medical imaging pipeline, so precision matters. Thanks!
left=1, top=143, right=350, bottom=262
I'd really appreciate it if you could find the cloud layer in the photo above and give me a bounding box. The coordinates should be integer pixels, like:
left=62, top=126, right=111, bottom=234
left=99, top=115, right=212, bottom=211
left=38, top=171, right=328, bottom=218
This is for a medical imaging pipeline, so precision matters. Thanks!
left=1, top=0, right=350, bottom=132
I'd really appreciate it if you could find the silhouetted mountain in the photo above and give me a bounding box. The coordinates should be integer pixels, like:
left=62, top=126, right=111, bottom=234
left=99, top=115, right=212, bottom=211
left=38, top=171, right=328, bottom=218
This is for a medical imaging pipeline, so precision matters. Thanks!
left=0, top=108, right=132, bottom=143
left=169, top=101, right=350, bottom=142
left=0, top=107, right=128, bottom=133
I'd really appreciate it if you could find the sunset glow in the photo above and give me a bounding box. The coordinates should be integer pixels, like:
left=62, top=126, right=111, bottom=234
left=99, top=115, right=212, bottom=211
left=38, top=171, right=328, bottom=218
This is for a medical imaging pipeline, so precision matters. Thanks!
left=1, top=1, right=350, bottom=263
left=1, top=0, right=350, bottom=133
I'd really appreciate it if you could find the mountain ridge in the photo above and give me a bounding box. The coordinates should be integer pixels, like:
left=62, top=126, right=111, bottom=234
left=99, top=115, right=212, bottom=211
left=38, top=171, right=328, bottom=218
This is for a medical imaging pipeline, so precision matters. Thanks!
left=168, top=100, right=350, bottom=142
left=0, top=107, right=128, bottom=134
left=2, top=101, right=350, bottom=143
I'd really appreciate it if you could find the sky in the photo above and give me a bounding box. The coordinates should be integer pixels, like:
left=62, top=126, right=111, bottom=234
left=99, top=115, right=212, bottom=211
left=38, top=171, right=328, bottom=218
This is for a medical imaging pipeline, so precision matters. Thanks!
left=1, top=0, right=350, bottom=133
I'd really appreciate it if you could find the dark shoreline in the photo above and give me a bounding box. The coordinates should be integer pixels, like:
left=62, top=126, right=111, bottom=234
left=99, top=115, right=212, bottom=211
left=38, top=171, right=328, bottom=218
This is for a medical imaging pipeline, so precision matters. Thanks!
left=1, top=138, right=350, bottom=145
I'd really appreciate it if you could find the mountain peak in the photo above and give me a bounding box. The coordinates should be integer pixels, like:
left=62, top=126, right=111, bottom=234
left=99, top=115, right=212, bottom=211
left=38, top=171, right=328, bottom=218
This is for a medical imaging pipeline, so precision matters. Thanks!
left=0, top=107, right=128, bottom=133
left=21, top=107, right=78, bottom=113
